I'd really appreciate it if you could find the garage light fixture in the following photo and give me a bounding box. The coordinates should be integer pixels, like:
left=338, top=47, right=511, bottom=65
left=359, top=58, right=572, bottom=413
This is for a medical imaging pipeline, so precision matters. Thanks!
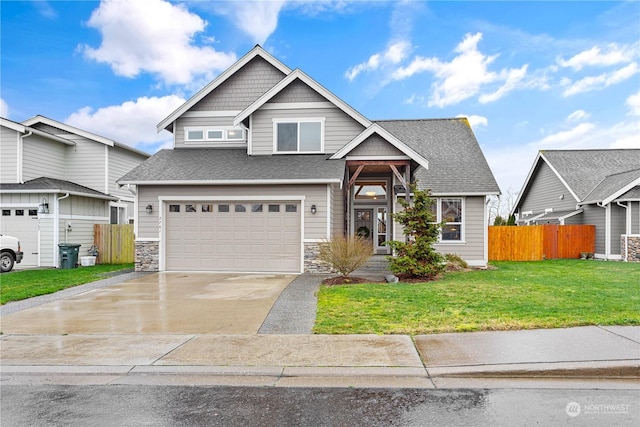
left=310, top=204, right=317, bottom=215
left=38, top=198, right=49, bottom=214
left=146, top=204, right=153, bottom=214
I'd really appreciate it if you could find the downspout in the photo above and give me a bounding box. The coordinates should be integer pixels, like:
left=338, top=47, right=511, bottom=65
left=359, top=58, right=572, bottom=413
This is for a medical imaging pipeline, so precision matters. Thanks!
left=617, top=201, right=629, bottom=261
left=125, top=184, right=138, bottom=237
left=485, top=196, right=490, bottom=267
left=596, top=202, right=609, bottom=259
left=18, top=130, right=32, bottom=183
left=54, top=193, right=70, bottom=268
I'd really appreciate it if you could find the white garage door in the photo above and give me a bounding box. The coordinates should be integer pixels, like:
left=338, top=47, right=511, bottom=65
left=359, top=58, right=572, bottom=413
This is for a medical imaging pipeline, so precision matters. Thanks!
left=165, top=201, right=301, bottom=272
left=0, top=207, right=39, bottom=266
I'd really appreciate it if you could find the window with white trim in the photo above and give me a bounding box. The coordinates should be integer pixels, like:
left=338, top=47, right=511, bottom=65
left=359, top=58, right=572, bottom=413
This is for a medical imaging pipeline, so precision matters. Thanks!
left=440, top=198, right=463, bottom=241
left=184, top=127, right=246, bottom=143
left=427, top=198, right=464, bottom=242
left=274, top=118, right=324, bottom=153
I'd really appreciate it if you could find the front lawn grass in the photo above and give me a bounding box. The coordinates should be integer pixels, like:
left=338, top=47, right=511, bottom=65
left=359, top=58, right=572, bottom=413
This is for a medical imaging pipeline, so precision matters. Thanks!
left=0, top=264, right=134, bottom=305
left=314, top=260, right=640, bottom=334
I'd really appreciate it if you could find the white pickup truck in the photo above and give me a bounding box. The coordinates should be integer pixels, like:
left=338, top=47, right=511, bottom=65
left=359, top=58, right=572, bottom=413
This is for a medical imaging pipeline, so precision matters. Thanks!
left=1, top=235, right=24, bottom=273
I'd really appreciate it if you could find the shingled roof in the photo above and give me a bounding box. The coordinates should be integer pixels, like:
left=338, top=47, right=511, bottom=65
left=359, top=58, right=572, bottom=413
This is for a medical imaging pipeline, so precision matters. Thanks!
left=581, top=168, right=640, bottom=204
left=541, top=149, right=640, bottom=201
left=376, top=118, right=500, bottom=195
left=0, top=177, right=116, bottom=200
left=118, top=149, right=346, bottom=184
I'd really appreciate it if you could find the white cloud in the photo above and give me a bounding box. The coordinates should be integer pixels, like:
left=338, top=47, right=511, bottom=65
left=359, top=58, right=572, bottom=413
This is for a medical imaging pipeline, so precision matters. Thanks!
left=536, top=122, right=596, bottom=147
left=567, top=110, right=590, bottom=122
left=392, top=32, right=528, bottom=107
left=626, top=91, right=640, bottom=116
left=33, top=1, right=57, bottom=19
left=557, top=44, right=635, bottom=71
left=65, top=95, right=185, bottom=153
left=479, top=65, right=528, bottom=104
left=562, top=62, right=639, bottom=97
left=345, top=40, right=411, bottom=81
left=0, top=98, right=8, bottom=117
left=212, top=0, right=287, bottom=45
left=457, top=114, right=488, bottom=129
left=80, top=0, right=236, bottom=85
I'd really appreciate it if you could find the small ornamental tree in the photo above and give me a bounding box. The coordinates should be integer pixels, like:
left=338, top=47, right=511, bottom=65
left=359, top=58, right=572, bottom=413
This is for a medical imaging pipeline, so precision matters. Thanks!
left=387, top=184, right=445, bottom=279
left=318, top=235, right=372, bottom=278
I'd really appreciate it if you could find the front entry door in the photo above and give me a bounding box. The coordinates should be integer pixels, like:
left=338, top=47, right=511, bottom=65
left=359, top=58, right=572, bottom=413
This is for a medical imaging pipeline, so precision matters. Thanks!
left=354, top=209, right=374, bottom=249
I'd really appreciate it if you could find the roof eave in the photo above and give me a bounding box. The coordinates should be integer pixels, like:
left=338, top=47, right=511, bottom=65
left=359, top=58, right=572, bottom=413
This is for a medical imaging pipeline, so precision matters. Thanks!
left=118, top=178, right=343, bottom=186
left=21, top=115, right=115, bottom=147
left=331, top=124, right=429, bottom=169
left=0, top=189, right=117, bottom=201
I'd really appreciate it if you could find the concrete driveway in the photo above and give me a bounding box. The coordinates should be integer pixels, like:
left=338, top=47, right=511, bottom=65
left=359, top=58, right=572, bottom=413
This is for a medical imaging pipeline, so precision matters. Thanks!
left=0, top=273, right=296, bottom=335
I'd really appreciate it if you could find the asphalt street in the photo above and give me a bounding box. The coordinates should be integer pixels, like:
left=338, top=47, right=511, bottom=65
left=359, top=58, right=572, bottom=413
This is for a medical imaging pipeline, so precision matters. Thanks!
left=2, top=385, right=638, bottom=426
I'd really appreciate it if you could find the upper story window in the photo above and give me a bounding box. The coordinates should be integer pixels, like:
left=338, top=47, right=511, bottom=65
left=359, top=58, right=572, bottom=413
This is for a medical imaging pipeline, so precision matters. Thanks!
left=273, top=118, right=324, bottom=153
left=185, top=127, right=246, bottom=143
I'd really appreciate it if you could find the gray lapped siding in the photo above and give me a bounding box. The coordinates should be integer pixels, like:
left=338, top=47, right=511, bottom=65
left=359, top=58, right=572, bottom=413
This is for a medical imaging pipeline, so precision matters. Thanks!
left=270, top=79, right=328, bottom=103
left=250, top=107, right=365, bottom=155
left=349, top=134, right=406, bottom=157
left=0, top=126, right=19, bottom=182
left=22, top=135, right=66, bottom=182
left=191, top=57, right=286, bottom=111
left=519, top=161, right=578, bottom=215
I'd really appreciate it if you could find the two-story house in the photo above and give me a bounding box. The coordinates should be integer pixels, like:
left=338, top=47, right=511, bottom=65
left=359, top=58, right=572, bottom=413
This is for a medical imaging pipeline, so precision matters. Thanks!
left=119, top=46, right=500, bottom=273
left=0, top=116, right=149, bottom=267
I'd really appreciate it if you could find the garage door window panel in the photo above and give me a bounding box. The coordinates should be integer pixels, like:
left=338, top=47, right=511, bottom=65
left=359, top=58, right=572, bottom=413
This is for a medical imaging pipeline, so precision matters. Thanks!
left=169, top=204, right=180, bottom=213
left=235, top=204, right=246, bottom=213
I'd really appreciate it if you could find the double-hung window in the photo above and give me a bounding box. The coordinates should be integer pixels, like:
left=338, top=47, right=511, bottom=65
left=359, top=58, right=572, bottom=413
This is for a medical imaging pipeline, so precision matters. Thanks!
left=274, top=118, right=324, bottom=153
left=440, top=198, right=463, bottom=241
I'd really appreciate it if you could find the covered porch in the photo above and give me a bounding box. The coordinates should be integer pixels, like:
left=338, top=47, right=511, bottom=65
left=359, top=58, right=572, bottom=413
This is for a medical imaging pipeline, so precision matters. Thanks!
left=344, top=160, right=414, bottom=254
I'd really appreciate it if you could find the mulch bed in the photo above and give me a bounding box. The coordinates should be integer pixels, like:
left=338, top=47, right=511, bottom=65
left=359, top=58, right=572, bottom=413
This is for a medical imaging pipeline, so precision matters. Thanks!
left=321, top=276, right=375, bottom=285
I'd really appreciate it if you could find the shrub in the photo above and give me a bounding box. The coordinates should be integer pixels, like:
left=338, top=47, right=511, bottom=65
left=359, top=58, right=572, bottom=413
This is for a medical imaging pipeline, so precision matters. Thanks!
left=444, top=253, right=469, bottom=271
left=387, top=184, right=445, bottom=279
left=318, top=235, right=373, bottom=277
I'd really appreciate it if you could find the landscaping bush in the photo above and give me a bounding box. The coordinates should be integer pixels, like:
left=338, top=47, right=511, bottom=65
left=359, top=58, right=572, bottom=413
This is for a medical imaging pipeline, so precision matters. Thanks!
left=387, top=184, right=445, bottom=279
left=318, top=235, right=372, bottom=277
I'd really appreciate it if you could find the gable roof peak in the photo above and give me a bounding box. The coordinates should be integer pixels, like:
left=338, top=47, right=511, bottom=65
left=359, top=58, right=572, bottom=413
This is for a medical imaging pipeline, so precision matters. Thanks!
left=157, top=45, right=291, bottom=132
left=234, top=67, right=371, bottom=128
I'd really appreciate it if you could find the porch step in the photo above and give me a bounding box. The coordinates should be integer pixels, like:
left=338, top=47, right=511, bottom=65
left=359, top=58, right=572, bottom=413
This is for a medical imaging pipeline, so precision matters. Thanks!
left=353, top=255, right=392, bottom=275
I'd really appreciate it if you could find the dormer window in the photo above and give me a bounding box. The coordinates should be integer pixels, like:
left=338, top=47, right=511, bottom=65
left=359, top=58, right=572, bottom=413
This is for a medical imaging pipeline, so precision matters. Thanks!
left=273, top=118, right=324, bottom=153
left=185, top=127, right=246, bottom=143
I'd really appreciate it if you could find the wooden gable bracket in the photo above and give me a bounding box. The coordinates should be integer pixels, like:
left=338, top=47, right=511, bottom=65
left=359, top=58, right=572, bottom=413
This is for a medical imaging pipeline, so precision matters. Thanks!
left=347, top=165, right=365, bottom=188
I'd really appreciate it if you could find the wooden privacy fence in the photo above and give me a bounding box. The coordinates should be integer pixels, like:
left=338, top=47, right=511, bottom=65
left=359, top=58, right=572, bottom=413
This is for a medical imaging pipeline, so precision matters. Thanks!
left=489, top=225, right=595, bottom=261
left=94, top=224, right=134, bottom=264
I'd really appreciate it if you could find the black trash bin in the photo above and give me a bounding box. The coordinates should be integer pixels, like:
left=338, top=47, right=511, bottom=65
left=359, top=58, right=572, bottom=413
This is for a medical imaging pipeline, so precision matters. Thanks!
left=58, top=243, right=81, bottom=269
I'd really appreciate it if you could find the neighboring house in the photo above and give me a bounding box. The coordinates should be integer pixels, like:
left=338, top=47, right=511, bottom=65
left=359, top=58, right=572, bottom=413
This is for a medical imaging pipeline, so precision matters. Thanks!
left=119, top=46, right=500, bottom=273
left=0, top=116, right=149, bottom=267
left=512, top=149, right=640, bottom=261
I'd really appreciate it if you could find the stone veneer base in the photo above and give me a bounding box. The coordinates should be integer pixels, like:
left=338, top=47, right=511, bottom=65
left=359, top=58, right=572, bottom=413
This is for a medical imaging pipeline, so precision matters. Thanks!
left=135, top=241, right=159, bottom=272
left=621, top=235, right=640, bottom=262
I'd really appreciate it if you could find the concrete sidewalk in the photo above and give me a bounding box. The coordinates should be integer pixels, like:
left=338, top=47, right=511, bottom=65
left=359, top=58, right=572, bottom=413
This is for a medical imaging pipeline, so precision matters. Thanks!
left=1, top=272, right=638, bottom=388
left=1, top=326, right=638, bottom=388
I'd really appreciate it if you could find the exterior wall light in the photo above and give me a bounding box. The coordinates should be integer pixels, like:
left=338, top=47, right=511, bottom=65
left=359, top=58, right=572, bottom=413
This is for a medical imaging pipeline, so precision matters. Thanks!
left=38, top=198, right=49, bottom=214
left=146, top=204, right=153, bottom=214
left=310, top=204, right=317, bottom=215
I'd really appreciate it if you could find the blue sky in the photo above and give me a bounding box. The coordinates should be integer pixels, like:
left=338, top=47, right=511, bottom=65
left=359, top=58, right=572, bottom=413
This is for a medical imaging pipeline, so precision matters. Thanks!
left=2, top=0, right=639, bottom=200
